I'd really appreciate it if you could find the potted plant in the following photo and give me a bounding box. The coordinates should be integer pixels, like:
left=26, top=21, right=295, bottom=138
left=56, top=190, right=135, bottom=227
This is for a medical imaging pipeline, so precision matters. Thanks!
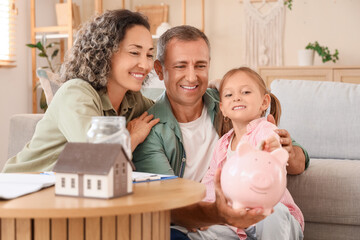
left=26, top=41, right=59, bottom=111
left=306, top=41, right=339, bottom=63
left=298, top=41, right=339, bottom=66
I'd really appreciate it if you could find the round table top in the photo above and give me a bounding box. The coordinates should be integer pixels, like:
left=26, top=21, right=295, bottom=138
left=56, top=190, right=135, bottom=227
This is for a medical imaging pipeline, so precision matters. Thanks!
left=0, top=178, right=205, bottom=218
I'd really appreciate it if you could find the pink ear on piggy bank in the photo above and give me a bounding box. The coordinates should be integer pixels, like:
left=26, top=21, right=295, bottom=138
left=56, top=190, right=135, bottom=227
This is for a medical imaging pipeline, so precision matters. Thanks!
left=271, top=148, right=289, bottom=166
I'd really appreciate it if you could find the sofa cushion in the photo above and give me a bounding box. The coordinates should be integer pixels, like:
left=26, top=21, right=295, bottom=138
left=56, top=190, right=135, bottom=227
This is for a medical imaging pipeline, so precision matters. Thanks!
left=7, top=114, right=44, bottom=159
left=270, top=79, right=360, bottom=159
left=287, top=158, right=360, bottom=226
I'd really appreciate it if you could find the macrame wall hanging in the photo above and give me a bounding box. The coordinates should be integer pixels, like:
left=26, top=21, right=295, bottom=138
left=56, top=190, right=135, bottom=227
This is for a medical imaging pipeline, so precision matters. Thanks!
left=243, top=0, right=285, bottom=69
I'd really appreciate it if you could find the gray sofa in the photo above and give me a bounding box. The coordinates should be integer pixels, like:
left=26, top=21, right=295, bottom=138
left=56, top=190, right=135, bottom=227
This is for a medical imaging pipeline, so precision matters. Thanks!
left=4, top=80, right=360, bottom=240
left=271, top=79, right=360, bottom=240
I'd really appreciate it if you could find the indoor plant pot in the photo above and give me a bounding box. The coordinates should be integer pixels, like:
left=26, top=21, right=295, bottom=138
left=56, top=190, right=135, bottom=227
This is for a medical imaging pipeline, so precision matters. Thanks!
left=298, top=49, right=314, bottom=66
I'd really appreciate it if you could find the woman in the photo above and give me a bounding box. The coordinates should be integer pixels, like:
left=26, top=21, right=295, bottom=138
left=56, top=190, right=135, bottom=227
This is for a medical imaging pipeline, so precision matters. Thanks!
left=3, top=9, right=159, bottom=173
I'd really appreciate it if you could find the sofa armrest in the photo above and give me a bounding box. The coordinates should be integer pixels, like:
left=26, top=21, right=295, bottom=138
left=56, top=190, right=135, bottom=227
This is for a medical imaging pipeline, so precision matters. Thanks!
left=7, top=114, right=44, bottom=159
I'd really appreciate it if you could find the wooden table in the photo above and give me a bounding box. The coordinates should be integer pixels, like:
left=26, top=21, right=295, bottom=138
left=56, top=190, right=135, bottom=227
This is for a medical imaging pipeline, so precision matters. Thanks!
left=0, top=178, right=205, bottom=240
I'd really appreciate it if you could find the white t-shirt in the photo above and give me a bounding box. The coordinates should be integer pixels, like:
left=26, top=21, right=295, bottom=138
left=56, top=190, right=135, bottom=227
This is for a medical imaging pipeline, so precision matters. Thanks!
left=179, top=106, right=219, bottom=182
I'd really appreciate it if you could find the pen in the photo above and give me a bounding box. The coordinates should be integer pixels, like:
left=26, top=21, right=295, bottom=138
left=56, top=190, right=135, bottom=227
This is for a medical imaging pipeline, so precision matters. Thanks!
left=133, top=174, right=161, bottom=182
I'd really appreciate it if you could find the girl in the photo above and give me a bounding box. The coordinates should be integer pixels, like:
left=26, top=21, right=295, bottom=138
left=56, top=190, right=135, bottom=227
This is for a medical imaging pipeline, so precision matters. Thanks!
left=3, top=10, right=159, bottom=173
left=201, top=67, right=304, bottom=240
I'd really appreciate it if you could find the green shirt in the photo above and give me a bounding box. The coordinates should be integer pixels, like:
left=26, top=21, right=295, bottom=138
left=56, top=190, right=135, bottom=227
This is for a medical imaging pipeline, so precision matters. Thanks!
left=3, top=79, right=154, bottom=173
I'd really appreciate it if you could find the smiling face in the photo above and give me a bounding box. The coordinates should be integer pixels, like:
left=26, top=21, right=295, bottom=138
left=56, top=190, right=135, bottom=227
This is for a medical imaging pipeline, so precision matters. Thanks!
left=107, top=25, right=154, bottom=93
left=154, top=38, right=210, bottom=110
left=220, top=71, right=270, bottom=125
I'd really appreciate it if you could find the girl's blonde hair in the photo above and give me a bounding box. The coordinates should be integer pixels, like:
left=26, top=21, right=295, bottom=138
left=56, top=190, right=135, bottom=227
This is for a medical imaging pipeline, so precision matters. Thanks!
left=216, top=67, right=281, bottom=137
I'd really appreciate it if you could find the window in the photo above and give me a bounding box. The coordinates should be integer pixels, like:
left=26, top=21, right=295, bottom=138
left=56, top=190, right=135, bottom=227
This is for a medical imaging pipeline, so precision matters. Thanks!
left=0, top=0, right=16, bottom=66
left=87, top=179, right=91, bottom=190
left=61, top=177, right=65, bottom=188
left=71, top=178, right=75, bottom=188
left=97, top=180, right=101, bottom=190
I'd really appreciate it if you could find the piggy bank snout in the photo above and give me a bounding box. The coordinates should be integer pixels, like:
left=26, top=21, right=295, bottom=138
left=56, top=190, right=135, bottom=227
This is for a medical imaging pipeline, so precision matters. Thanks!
left=250, top=172, right=273, bottom=190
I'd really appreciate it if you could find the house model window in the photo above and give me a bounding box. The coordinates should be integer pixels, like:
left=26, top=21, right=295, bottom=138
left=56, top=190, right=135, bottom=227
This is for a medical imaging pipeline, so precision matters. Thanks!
left=71, top=178, right=75, bottom=188
left=61, top=177, right=65, bottom=188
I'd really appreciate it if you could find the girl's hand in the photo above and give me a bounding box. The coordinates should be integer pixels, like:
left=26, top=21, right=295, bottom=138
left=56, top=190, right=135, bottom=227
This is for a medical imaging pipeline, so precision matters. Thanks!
left=263, top=135, right=281, bottom=152
left=274, top=129, right=295, bottom=160
left=127, top=112, right=160, bottom=151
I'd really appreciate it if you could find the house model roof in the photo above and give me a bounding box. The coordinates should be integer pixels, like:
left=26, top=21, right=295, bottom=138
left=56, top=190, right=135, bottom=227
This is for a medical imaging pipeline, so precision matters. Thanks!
left=53, top=143, right=132, bottom=175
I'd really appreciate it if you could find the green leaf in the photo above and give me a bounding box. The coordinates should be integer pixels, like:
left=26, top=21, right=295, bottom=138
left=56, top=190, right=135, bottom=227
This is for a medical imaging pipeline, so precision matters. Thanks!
left=46, top=42, right=60, bottom=49
left=26, top=43, right=38, bottom=48
left=284, top=0, right=293, bottom=10
left=46, top=43, right=55, bottom=49
left=51, top=49, right=59, bottom=59
left=40, top=90, right=48, bottom=111
left=38, top=52, right=48, bottom=57
left=36, top=41, right=45, bottom=52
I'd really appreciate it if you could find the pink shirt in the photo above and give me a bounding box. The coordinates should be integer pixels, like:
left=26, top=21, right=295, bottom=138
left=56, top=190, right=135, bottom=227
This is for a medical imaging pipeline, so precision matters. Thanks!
left=201, top=118, right=304, bottom=239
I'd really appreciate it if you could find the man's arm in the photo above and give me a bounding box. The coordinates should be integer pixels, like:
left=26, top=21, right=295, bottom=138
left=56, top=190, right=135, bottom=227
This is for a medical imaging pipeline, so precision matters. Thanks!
left=132, top=128, right=174, bottom=175
left=266, top=115, right=309, bottom=175
left=275, top=129, right=307, bottom=175
left=172, top=169, right=266, bottom=229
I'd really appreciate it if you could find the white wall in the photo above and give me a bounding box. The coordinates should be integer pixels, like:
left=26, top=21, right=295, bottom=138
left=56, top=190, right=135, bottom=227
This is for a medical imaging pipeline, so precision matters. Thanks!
left=0, top=0, right=30, bottom=167
left=0, top=0, right=59, bottom=169
left=1, top=0, right=360, bottom=164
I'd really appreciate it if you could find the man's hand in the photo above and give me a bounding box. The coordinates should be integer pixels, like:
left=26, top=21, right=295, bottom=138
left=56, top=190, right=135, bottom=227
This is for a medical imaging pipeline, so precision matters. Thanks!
left=267, top=114, right=305, bottom=175
left=214, top=168, right=266, bottom=229
left=127, top=112, right=160, bottom=151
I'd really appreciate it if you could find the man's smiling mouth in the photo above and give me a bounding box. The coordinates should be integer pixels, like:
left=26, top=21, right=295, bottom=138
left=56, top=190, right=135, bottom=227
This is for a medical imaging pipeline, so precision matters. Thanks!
left=181, top=85, right=198, bottom=90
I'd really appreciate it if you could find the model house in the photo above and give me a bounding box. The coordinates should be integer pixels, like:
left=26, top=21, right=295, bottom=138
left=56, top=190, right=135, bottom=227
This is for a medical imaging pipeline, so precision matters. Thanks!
left=53, top=142, right=134, bottom=199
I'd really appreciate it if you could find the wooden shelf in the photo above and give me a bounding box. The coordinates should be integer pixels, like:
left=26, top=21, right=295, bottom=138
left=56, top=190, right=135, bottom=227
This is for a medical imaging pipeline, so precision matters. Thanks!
left=35, top=33, right=69, bottom=40
left=258, top=66, right=360, bottom=87
left=34, top=26, right=69, bottom=33
left=30, top=0, right=102, bottom=113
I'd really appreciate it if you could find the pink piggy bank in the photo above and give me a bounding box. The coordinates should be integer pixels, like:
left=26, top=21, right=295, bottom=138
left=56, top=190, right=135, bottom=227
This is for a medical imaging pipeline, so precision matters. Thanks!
left=221, top=142, right=289, bottom=215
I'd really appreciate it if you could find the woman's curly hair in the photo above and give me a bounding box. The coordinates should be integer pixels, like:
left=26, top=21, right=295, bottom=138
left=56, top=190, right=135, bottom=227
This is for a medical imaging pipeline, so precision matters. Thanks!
left=59, top=9, right=150, bottom=92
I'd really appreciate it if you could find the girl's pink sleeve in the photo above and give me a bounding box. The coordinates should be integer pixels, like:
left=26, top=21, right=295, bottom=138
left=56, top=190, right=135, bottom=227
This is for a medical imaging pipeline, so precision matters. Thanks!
left=201, top=139, right=224, bottom=203
left=256, top=121, right=280, bottom=143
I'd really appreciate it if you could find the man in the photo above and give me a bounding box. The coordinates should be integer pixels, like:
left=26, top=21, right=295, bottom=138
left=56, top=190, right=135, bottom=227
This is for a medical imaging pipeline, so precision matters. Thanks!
left=133, top=25, right=309, bottom=239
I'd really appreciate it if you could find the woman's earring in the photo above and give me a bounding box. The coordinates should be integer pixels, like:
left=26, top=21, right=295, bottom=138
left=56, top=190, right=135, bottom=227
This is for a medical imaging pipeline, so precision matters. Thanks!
left=224, top=116, right=229, bottom=123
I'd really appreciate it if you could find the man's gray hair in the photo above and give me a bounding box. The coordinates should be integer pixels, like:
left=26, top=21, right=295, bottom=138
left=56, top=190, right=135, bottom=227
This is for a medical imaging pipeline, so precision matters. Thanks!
left=156, top=25, right=211, bottom=64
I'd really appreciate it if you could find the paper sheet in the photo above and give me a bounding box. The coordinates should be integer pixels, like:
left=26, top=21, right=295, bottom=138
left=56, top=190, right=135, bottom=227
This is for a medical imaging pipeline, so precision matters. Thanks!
left=0, top=173, right=55, bottom=200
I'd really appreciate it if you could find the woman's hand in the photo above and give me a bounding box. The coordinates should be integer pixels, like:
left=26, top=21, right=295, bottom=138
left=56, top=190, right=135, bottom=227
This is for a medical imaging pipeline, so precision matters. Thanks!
left=127, top=112, right=160, bottom=151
